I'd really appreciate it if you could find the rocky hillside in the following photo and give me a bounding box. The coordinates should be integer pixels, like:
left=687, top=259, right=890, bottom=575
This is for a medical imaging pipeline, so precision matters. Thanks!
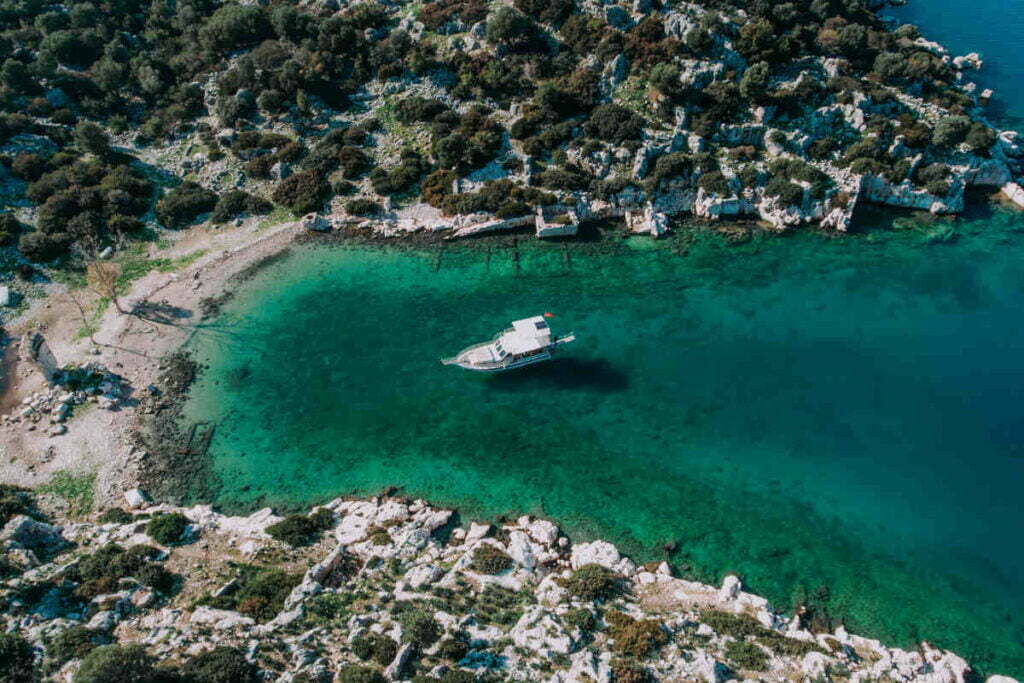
left=1, top=489, right=1014, bottom=682
left=2, top=0, right=1024, bottom=270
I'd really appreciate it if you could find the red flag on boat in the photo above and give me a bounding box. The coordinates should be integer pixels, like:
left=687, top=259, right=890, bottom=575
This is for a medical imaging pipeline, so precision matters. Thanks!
left=543, top=312, right=555, bottom=318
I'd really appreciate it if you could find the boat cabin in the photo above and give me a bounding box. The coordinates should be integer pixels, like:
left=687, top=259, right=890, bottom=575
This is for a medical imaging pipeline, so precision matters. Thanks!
left=495, top=317, right=552, bottom=360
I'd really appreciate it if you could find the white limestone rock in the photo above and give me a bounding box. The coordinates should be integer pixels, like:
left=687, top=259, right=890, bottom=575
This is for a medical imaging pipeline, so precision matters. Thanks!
left=124, top=488, right=150, bottom=509
left=190, top=606, right=255, bottom=630
left=718, top=574, right=741, bottom=601
left=526, top=518, right=559, bottom=547
left=510, top=605, right=574, bottom=655
left=571, top=540, right=620, bottom=570
left=405, top=563, right=444, bottom=589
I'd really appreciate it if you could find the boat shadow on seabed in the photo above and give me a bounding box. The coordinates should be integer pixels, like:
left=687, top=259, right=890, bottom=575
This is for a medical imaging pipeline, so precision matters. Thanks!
left=483, top=357, right=629, bottom=393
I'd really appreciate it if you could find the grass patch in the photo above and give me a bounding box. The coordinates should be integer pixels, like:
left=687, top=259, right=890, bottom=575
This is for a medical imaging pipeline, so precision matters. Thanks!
left=37, top=470, right=95, bottom=518
left=115, top=247, right=207, bottom=293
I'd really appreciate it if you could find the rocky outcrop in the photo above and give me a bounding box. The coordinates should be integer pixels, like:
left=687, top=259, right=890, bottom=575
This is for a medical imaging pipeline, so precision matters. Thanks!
left=2, top=495, right=1015, bottom=683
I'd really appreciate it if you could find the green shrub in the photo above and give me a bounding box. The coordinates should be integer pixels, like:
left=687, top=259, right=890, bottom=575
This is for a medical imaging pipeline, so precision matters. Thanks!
left=156, top=182, right=217, bottom=229
left=47, top=626, right=106, bottom=667
left=18, top=231, right=71, bottom=261
left=98, top=508, right=133, bottom=524
left=211, top=191, right=272, bottom=223
left=610, top=658, right=652, bottom=683
left=181, top=646, right=259, bottom=683
left=724, top=639, right=768, bottom=671
left=764, top=177, right=804, bottom=206
left=563, top=607, right=597, bottom=633
left=699, top=171, right=730, bottom=196
left=485, top=6, right=538, bottom=47
left=336, top=666, right=386, bottom=683
left=74, top=644, right=155, bottom=683
left=605, top=610, right=668, bottom=658
left=146, top=512, right=189, bottom=545
left=267, top=511, right=329, bottom=547
left=346, top=199, right=382, bottom=217
left=394, top=604, right=441, bottom=647
left=65, top=543, right=174, bottom=600
left=352, top=633, right=397, bottom=666
left=436, top=636, right=469, bottom=662
left=932, top=115, right=970, bottom=147
left=584, top=104, right=645, bottom=144
left=0, top=485, right=37, bottom=527
left=197, top=564, right=301, bottom=623
left=272, top=170, right=328, bottom=214
left=565, top=564, right=622, bottom=602
left=393, top=97, right=448, bottom=125
left=469, top=544, right=513, bottom=575
left=199, top=5, right=272, bottom=55
left=0, top=632, right=35, bottom=683
left=73, top=121, right=111, bottom=157
left=965, top=122, right=996, bottom=154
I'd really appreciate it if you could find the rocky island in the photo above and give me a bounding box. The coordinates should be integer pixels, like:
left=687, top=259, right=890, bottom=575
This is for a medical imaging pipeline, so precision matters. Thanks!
left=2, top=0, right=1024, bottom=679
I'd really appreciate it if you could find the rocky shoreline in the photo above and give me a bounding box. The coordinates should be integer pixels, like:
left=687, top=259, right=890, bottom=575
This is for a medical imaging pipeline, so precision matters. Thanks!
left=2, top=490, right=1017, bottom=682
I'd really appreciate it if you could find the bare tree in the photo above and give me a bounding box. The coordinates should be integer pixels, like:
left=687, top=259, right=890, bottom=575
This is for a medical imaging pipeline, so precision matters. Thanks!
left=86, top=261, right=125, bottom=314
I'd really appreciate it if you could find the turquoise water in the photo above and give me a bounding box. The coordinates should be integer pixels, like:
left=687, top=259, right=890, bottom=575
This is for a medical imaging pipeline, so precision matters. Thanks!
left=186, top=206, right=1024, bottom=675
left=885, top=0, right=1024, bottom=129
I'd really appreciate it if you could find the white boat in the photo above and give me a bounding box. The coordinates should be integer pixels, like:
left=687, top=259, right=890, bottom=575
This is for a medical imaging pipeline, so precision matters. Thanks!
left=441, top=316, right=576, bottom=372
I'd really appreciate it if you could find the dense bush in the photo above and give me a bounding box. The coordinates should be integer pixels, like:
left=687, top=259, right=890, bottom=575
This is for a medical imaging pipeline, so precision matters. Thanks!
left=64, top=544, right=175, bottom=600
left=73, top=121, right=111, bottom=157
left=393, top=97, right=448, bottom=125
left=156, top=183, right=217, bottom=229
left=181, top=646, right=259, bottom=683
left=211, top=191, right=272, bottom=223
left=605, top=610, right=668, bottom=658
left=394, top=603, right=441, bottom=647
left=514, top=0, right=572, bottom=26
left=97, top=508, right=133, bottom=524
left=199, top=5, right=272, bottom=55
left=584, top=104, right=645, bottom=144
left=266, top=508, right=334, bottom=547
left=197, top=564, right=301, bottom=623
left=352, top=632, right=398, bottom=666
left=18, top=231, right=73, bottom=262
left=469, top=544, right=514, bottom=574
left=724, top=639, right=769, bottom=671
left=565, top=564, right=622, bottom=602
left=336, top=666, right=386, bottom=683
left=0, top=632, right=35, bottom=683
left=369, top=152, right=431, bottom=195
left=74, top=644, right=156, bottom=683
left=932, top=115, right=971, bottom=147
left=47, top=626, right=106, bottom=668
left=146, top=512, right=189, bottom=545
left=485, top=6, right=539, bottom=48
left=764, top=177, right=804, bottom=206
left=346, top=199, right=382, bottom=217
left=272, top=170, right=329, bottom=214
left=420, top=169, right=456, bottom=208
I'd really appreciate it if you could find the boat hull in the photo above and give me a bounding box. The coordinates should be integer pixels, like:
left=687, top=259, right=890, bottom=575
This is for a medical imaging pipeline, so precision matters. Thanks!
left=443, top=351, right=554, bottom=372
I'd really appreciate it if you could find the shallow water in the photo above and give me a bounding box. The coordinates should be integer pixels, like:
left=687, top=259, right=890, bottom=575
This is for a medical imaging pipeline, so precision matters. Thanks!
left=186, top=205, right=1024, bottom=675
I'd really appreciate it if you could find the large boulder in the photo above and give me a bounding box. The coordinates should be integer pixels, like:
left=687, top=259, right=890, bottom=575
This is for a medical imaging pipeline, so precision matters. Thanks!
left=1, top=515, right=65, bottom=554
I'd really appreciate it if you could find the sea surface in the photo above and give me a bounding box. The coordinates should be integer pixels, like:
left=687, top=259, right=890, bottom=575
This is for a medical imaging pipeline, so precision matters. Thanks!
left=185, top=205, right=1024, bottom=675
left=183, top=2, right=1024, bottom=673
